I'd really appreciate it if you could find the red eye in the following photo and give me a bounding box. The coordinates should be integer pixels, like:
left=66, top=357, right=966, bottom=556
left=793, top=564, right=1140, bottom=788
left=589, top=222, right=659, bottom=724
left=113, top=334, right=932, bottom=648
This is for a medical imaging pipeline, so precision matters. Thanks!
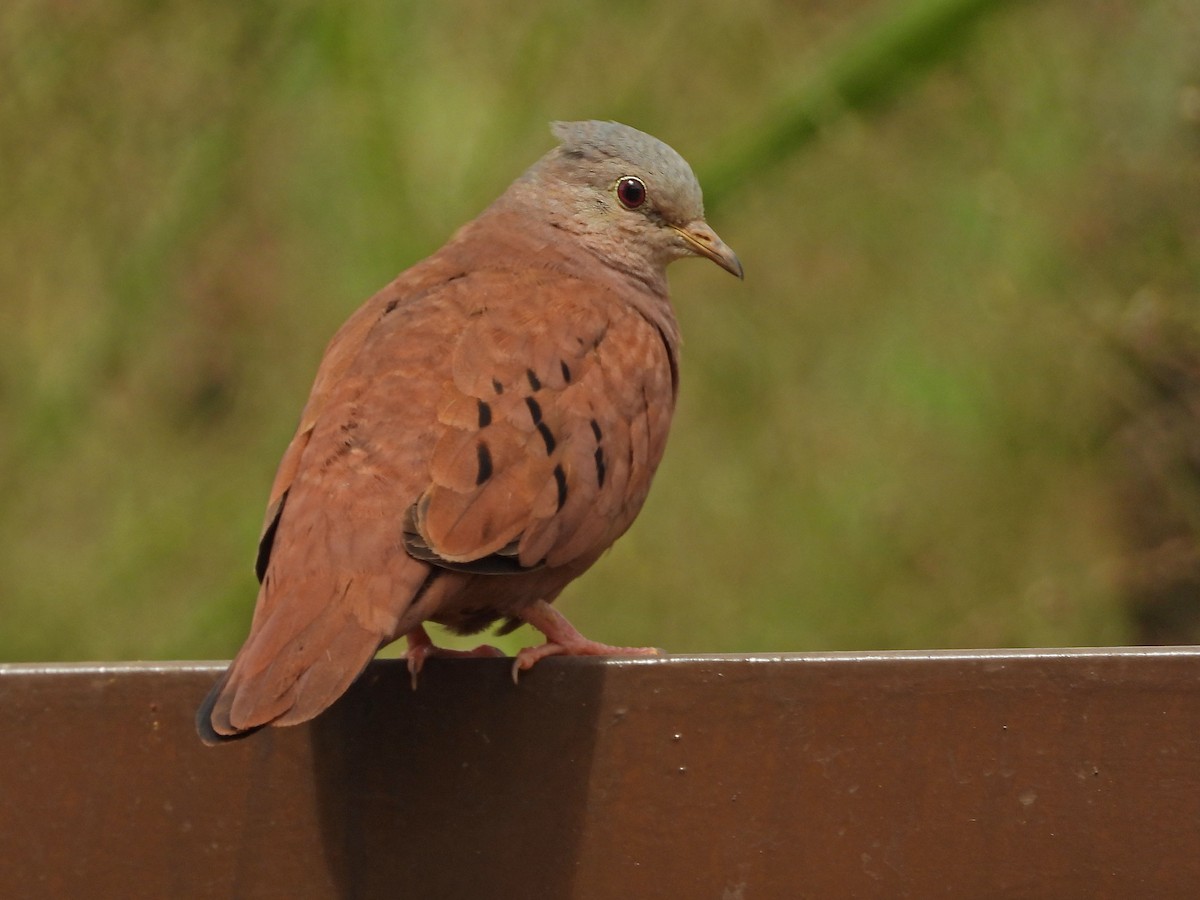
left=616, top=176, right=647, bottom=210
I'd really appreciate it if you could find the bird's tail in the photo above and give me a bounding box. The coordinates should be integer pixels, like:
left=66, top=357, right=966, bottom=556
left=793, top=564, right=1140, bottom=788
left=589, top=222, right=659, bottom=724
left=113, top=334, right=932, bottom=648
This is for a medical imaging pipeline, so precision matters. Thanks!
left=196, top=602, right=384, bottom=745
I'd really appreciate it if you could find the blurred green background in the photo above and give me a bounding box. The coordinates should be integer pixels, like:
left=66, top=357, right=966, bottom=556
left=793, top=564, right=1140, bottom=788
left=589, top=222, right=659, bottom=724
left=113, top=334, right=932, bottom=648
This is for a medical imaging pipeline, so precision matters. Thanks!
left=2, top=0, right=1199, bottom=663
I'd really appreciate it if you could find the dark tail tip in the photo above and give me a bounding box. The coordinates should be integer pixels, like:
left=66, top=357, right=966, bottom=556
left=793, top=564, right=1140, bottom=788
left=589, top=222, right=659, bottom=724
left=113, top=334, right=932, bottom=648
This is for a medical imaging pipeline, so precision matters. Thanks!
left=195, top=670, right=262, bottom=746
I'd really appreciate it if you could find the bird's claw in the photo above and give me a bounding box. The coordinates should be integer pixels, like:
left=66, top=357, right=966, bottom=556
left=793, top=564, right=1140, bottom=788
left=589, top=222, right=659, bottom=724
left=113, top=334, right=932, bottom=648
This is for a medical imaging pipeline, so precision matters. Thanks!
left=510, top=642, right=661, bottom=684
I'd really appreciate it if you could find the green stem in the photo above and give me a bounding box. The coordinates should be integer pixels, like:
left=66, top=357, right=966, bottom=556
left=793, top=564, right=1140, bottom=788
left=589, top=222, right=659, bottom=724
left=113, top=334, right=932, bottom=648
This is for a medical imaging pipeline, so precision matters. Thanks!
left=703, top=0, right=1025, bottom=211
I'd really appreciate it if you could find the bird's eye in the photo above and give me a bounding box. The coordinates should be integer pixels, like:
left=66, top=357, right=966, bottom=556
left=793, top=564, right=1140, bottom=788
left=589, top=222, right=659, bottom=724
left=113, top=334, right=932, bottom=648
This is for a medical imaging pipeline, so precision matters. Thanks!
left=615, top=176, right=647, bottom=210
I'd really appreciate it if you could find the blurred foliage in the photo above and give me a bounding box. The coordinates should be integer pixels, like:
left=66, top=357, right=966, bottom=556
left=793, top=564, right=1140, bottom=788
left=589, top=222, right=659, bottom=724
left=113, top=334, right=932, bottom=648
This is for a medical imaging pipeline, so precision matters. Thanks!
left=1, top=0, right=1199, bottom=662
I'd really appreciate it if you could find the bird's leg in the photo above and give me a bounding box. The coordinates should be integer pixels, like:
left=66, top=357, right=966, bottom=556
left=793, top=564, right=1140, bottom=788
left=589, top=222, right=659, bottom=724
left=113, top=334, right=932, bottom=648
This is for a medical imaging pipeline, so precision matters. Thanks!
left=403, top=624, right=505, bottom=689
left=511, top=599, right=661, bottom=683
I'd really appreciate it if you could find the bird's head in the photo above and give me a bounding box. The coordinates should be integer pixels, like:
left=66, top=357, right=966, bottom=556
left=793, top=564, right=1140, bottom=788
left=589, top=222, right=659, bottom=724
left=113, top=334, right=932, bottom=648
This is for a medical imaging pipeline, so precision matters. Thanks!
left=522, top=120, right=743, bottom=283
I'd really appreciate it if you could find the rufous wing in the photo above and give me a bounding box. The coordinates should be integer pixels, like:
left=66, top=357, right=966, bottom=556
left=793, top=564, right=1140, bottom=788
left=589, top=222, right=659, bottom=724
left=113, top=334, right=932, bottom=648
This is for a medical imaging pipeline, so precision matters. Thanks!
left=405, top=273, right=677, bottom=575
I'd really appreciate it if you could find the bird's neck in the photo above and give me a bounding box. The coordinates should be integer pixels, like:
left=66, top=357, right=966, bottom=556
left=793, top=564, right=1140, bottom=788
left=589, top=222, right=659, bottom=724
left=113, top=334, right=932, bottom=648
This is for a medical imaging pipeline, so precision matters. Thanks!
left=449, top=185, right=678, bottom=329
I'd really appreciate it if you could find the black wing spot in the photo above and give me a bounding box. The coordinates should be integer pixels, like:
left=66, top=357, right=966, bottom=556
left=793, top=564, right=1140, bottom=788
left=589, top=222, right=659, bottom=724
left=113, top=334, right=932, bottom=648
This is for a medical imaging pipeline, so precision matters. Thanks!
left=537, top=422, right=557, bottom=455
left=525, top=396, right=543, bottom=424
left=590, top=418, right=602, bottom=441
left=560, top=360, right=572, bottom=383
left=526, top=368, right=542, bottom=391
left=476, top=442, right=494, bottom=485
left=492, top=378, right=504, bottom=395
left=553, top=464, right=568, bottom=511
left=477, top=399, right=492, bottom=428
left=255, top=490, right=288, bottom=583
left=383, top=299, right=399, bottom=315
left=594, top=447, right=607, bottom=488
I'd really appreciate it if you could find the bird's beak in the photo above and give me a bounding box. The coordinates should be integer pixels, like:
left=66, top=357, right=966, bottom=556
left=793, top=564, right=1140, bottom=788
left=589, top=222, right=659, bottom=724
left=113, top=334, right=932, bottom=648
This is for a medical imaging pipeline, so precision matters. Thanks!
left=674, top=221, right=744, bottom=280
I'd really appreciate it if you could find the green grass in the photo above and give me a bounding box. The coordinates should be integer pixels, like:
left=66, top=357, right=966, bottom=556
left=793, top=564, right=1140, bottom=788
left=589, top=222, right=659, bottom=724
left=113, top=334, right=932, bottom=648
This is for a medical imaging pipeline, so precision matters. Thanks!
left=1, top=0, right=1197, bottom=661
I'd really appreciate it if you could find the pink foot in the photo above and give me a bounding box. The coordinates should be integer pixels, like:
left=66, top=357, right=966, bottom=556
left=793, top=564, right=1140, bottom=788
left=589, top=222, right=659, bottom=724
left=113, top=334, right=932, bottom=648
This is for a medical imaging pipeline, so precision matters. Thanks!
left=510, top=600, right=660, bottom=683
left=403, top=625, right=505, bottom=689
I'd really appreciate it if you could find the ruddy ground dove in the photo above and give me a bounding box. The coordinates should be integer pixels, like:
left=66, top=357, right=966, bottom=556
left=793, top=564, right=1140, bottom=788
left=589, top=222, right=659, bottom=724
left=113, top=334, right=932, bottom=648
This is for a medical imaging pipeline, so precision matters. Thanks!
left=197, top=120, right=742, bottom=743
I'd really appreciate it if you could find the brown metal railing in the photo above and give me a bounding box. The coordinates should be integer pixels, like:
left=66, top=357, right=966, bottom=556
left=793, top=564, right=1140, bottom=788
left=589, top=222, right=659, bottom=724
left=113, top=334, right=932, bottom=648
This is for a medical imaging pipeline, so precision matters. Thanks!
left=3, top=649, right=1198, bottom=898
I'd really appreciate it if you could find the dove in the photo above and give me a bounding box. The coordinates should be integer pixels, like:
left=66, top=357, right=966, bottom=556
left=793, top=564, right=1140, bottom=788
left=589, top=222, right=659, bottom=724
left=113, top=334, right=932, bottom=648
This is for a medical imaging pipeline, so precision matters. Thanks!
left=197, top=120, right=742, bottom=743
